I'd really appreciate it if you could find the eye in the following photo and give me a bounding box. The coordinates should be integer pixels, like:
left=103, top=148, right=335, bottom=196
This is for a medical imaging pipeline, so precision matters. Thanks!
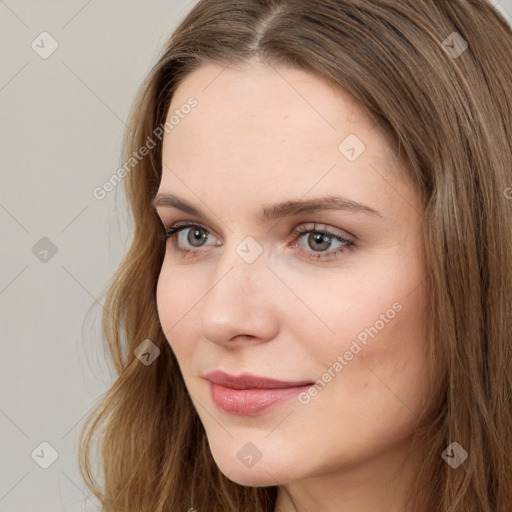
left=159, top=221, right=355, bottom=261
left=290, top=223, right=355, bottom=260
left=159, top=221, right=220, bottom=256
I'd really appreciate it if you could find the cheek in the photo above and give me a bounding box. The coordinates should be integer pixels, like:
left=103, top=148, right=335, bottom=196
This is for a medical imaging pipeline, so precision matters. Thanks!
left=156, top=264, right=198, bottom=359
left=294, top=250, right=431, bottom=404
left=155, top=267, right=171, bottom=335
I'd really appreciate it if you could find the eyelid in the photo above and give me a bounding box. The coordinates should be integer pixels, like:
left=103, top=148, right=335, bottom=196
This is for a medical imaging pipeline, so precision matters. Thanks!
left=164, top=220, right=220, bottom=241
left=158, top=213, right=355, bottom=238
left=294, top=221, right=353, bottom=238
left=160, top=219, right=355, bottom=261
left=160, top=220, right=352, bottom=242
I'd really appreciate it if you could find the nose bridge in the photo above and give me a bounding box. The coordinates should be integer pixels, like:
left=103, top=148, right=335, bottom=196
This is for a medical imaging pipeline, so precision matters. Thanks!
left=198, top=235, right=278, bottom=342
left=210, top=235, right=268, bottom=304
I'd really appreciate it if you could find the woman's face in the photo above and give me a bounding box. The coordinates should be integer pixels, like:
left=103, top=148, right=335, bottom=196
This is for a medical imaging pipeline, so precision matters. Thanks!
left=155, top=60, right=432, bottom=491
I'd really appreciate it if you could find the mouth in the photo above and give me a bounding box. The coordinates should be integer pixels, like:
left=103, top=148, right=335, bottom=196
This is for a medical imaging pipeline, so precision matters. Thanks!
left=203, top=370, right=314, bottom=389
left=203, top=370, right=315, bottom=416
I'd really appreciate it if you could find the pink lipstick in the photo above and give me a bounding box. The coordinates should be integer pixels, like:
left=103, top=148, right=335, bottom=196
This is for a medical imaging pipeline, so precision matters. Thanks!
left=204, top=370, right=314, bottom=416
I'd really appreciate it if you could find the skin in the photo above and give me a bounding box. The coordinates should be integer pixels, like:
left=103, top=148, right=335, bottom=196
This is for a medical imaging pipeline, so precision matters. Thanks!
left=155, top=59, right=433, bottom=512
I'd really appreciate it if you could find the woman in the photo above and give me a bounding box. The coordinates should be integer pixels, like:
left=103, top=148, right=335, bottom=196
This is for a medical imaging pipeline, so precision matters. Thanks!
left=79, top=1, right=512, bottom=511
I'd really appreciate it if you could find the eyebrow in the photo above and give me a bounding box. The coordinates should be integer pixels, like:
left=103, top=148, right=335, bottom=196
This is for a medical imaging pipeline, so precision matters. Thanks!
left=151, top=193, right=384, bottom=221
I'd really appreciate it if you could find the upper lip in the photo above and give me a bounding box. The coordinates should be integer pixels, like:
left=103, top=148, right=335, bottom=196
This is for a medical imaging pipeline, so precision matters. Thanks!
left=204, top=370, right=314, bottom=390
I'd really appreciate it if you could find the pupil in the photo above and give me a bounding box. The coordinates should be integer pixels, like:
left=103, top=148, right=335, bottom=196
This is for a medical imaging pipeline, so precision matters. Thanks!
left=184, top=229, right=333, bottom=251
left=310, top=232, right=331, bottom=252
left=188, top=228, right=206, bottom=247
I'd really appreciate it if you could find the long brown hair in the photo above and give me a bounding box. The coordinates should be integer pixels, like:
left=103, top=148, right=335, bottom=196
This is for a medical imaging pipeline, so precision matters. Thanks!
left=79, top=1, right=512, bottom=510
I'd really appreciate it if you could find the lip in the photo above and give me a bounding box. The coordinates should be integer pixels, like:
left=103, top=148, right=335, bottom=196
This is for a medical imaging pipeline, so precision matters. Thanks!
left=204, top=370, right=314, bottom=416
left=204, top=370, right=314, bottom=389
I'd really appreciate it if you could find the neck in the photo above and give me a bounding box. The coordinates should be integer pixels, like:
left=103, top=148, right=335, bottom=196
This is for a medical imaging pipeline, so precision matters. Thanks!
left=273, top=433, right=425, bottom=512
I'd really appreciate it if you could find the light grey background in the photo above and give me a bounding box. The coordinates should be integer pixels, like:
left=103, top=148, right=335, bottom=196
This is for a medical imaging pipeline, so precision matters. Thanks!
left=1, top=1, right=511, bottom=511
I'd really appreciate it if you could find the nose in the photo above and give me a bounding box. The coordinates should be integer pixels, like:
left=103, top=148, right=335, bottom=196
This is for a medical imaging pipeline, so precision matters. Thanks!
left=198, top=245, right=280, bottom=348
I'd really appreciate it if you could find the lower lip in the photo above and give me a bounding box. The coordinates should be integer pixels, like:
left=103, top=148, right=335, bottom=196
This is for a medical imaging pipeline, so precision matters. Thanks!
left=208, top=381, right=312, bottom=416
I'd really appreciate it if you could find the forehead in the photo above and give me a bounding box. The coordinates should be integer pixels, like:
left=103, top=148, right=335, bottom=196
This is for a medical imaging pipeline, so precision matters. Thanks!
left=159, top=61, right=411, bottom=218
left=164, top=60, right=379, bottom=154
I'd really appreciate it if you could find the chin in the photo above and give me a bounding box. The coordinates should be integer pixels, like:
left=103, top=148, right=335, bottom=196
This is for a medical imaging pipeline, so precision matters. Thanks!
left=209, top=447, right=289, bottom=487
left=222, top=466, right=283, bottom=488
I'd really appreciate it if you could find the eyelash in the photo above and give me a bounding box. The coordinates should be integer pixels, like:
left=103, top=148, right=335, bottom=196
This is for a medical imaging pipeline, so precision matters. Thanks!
left=158, top=221, right=355, bottom=261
